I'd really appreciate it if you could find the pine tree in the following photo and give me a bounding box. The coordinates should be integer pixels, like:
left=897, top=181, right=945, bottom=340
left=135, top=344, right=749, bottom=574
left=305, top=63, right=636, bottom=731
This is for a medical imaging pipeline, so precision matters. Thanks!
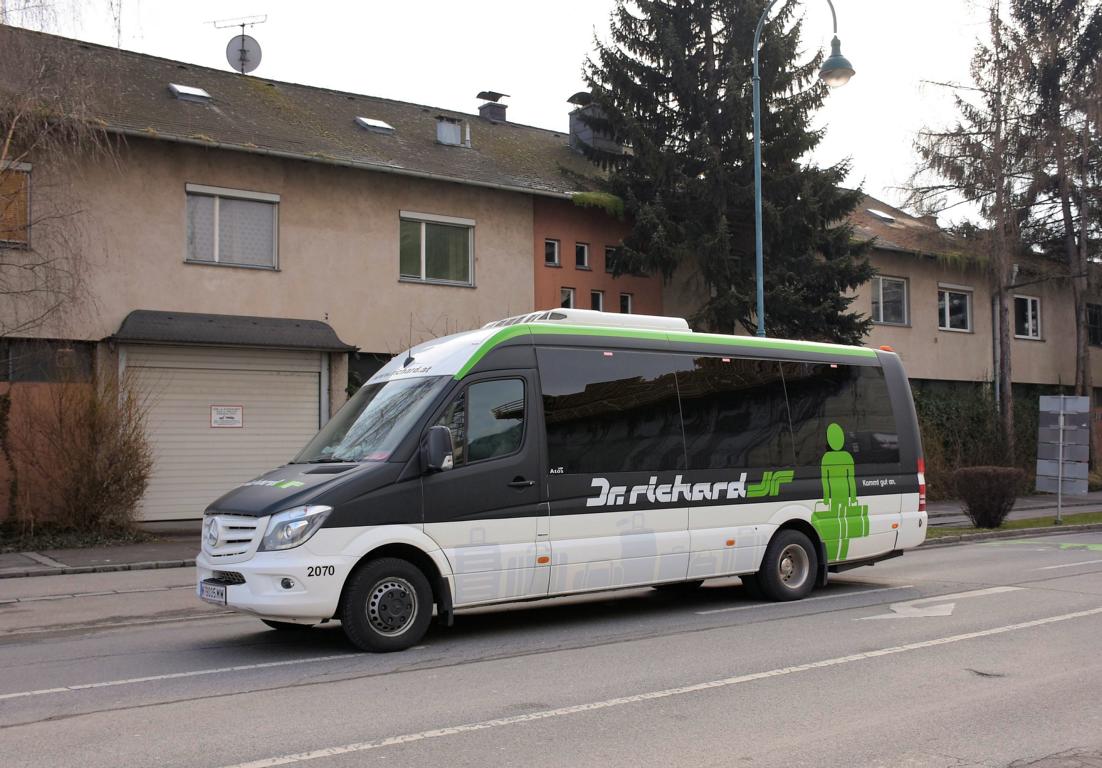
left=580, top=0, right=872, bottom=343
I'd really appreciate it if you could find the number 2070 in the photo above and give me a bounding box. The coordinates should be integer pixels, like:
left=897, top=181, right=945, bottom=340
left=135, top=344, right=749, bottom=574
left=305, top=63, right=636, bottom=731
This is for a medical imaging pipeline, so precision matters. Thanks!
left=307, top=565, right=335, bottom=577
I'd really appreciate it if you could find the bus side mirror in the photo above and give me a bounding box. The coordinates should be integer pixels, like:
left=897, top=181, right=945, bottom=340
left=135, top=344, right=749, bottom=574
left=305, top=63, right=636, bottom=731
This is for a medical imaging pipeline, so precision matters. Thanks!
left=422, top=425, right=454, bottom=473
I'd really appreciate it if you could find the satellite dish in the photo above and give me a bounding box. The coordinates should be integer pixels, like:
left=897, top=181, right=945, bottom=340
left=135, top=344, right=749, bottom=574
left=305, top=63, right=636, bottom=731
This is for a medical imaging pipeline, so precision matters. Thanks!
left=226, top=33, right=262, bottom=74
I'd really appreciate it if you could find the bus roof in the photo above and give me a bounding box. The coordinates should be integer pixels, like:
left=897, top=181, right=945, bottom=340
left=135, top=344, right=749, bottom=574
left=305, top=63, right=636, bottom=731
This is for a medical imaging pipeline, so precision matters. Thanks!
left=367, top=321, right=878, bottom=385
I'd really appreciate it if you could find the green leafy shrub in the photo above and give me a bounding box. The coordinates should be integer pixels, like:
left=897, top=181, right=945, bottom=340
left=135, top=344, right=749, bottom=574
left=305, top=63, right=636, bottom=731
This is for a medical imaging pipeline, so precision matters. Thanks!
left=951, top=466, right=1026, bottom=528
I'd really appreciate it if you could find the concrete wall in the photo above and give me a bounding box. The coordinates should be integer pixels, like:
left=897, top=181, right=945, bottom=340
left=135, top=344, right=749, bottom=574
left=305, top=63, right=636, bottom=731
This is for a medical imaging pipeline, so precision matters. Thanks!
left=533, top=197, right=662, bottom=315
left=10, top=138, right=535, bottom=355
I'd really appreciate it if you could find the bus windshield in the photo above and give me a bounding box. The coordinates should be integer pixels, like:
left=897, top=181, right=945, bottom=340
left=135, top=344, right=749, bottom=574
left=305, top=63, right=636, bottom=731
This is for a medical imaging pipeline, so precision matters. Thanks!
left=293, top=376, right=449, bottom=463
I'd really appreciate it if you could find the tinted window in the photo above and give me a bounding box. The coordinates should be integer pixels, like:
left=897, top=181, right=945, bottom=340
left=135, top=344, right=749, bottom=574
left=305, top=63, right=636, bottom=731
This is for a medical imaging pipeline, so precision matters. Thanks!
left=436, top=378, right=525, bottom=466
left=677, top=357, right=794, bottom=470
left=467, top=379, right=525, bottom=461
left=785, top=363, right=899, bottom=467
left=539, top=348, right=687, bottom=474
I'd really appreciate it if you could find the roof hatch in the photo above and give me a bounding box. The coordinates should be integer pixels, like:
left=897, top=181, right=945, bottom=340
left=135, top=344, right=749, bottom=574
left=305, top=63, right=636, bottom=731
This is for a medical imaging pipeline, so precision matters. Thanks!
left=168, top=83, right=211, bottom=103
left=355, top=116, right=395, bottom=135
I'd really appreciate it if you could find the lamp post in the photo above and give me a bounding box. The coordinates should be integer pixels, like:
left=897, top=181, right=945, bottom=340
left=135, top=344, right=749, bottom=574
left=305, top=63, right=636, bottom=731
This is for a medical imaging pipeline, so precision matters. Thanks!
left=752, top=0, right=855, bottom=337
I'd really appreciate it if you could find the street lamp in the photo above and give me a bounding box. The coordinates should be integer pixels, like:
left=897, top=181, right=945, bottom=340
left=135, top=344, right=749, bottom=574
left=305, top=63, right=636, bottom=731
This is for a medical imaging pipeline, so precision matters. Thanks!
left=752, top=0, right=854, bottom=337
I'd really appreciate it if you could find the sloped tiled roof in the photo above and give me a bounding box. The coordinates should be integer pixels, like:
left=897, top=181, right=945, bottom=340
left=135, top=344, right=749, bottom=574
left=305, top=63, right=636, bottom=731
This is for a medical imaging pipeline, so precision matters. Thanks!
left=0, top=25, right=595, bottom=197
left=850, top=194, right=979, bottom=260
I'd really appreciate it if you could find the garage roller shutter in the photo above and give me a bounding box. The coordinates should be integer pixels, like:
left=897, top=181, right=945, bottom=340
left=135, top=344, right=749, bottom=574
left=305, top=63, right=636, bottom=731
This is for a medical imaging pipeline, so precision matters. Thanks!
left=125, top=345, right=323, bottom=521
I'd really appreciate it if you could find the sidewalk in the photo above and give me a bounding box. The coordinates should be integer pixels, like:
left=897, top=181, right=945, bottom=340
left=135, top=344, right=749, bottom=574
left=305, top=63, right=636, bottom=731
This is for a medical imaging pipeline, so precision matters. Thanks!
left=2, top=491, right=1101, bottom=579
left=0, top=532, right=199, bottom=579
left=927, top=489, right=1102, bottom=527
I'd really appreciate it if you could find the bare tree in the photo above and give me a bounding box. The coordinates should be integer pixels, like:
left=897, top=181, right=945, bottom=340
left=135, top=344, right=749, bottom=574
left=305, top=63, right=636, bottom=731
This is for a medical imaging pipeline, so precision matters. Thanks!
left=907, top=1, right=1034, bottom=461
left=0, top=23, right=118, bottom=340
left=1010, top=0, right=1102, bottom=398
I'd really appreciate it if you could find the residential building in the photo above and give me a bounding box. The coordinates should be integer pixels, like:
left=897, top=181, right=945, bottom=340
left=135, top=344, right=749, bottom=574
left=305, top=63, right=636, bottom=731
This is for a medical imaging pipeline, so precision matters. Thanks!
left=533, top=196, right=661, bottom=315
left=0, top=26, right=602, bottom=522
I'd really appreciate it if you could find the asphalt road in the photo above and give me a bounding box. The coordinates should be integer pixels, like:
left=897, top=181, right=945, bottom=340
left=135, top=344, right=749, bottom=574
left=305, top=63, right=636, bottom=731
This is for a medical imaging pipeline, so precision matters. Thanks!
left=2, top=534, right=1102, bottom=768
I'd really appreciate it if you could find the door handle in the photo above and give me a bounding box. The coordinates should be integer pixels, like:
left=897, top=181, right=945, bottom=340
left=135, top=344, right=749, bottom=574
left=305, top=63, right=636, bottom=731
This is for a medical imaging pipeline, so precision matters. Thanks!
left=507, top=478, right=535, bottom=489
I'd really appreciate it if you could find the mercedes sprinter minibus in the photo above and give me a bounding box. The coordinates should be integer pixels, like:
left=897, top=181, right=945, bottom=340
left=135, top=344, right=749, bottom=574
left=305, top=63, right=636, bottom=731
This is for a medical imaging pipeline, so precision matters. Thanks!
left=197, top=309, right=926, bottom=652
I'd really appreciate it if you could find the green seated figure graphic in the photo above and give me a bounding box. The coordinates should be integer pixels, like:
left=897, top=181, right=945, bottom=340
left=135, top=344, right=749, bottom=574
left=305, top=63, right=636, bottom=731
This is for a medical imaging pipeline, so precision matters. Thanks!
left=812, top=422, right=870, bottom=561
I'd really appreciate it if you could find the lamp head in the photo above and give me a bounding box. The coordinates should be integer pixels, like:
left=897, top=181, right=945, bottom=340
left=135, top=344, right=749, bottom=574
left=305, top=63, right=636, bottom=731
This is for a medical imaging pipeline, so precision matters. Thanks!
left=819, top=35, right=855, bottom=87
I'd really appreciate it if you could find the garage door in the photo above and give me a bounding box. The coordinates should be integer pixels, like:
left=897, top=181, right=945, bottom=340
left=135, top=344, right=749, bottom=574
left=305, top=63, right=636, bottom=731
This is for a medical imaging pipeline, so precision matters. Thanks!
left=124, top=345, right=325, bottom=521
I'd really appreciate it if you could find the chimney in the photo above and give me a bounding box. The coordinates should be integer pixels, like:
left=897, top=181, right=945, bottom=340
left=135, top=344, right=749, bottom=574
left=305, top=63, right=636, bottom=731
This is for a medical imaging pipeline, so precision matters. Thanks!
left=476, top=90, right=509, bottom=122
left=567, top=91, right=625, bottom=156
left=918, top=214, right=939, bottom=229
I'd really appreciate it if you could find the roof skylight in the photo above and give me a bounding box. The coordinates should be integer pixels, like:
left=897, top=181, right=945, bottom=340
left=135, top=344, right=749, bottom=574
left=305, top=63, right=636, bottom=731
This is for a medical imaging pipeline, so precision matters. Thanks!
left=168, top=83, right=211, bottom=103
left=355, top=116, right=395, bottom=135
left=867, top=208, right=897, bottom=223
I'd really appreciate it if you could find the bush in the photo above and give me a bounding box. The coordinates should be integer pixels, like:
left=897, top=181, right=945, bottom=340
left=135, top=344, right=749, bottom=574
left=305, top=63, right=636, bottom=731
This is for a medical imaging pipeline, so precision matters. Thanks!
left=951, top=466, right=1026, bottom=528
left=7, top=372, right=152, bottom=534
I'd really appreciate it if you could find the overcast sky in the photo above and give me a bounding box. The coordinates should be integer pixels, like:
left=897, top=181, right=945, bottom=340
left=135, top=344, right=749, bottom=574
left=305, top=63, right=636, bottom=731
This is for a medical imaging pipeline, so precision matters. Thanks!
left=13, top=0, right=987, bottom=219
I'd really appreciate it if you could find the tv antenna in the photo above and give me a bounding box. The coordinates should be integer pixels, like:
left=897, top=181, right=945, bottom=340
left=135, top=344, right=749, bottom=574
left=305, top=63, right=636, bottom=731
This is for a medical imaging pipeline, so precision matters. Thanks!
left=212, top=15, right=267, bottom=75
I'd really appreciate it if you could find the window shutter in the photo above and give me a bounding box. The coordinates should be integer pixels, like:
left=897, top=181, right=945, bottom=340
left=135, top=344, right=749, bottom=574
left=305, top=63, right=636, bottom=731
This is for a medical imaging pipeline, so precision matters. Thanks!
left=0, top=169, right=30, bottom=245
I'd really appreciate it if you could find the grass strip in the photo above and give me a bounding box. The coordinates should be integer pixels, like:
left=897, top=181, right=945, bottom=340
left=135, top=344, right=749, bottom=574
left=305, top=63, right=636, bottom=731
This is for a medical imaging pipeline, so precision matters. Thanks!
left=927, top=510, right=1102, bottom=538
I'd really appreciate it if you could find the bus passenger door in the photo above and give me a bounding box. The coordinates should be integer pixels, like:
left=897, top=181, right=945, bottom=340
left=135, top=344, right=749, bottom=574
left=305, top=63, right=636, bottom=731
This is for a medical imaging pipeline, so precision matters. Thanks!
left=422, top=373, right=548, bottom=607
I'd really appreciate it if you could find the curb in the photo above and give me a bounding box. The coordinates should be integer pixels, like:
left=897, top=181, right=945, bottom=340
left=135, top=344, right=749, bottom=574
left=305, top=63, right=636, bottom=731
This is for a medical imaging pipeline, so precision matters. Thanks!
left=920, top=522, right=1102, bottom=548
left=0, top=558, right=196, bottom=580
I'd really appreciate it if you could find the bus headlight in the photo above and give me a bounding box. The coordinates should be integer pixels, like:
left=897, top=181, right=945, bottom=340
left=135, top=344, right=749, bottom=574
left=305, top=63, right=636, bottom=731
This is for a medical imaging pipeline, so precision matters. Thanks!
left=260, top=506, right=332, bottom=551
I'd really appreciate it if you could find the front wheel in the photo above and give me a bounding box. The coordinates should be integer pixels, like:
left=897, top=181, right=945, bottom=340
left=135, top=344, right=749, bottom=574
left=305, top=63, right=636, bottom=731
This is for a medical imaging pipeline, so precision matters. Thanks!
left=340, top=557, right=433, bottom=652
left=755, top=530, right=817, bottom=602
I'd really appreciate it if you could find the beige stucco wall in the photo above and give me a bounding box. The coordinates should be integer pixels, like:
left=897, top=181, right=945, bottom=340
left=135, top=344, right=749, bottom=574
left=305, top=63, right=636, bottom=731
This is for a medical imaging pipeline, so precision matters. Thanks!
left=860, top=250, right=1090, bottom=386
left=662, top=247, right=1095, bottom=387
left=16, top=138, right=534, bottom=355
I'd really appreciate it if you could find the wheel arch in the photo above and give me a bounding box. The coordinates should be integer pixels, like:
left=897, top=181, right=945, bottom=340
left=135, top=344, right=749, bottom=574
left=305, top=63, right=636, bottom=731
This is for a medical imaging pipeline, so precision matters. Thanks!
left=773, top=517, right=829, bottom=589
left=337, top=540, right=454, bottom=626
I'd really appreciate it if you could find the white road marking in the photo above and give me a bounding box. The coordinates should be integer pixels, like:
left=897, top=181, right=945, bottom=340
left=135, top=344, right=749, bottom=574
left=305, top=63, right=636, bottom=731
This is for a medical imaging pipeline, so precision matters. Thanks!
left=695, top=584, right=913, bottom=615
left=0, top=653, right=359, bottom=702
left=857, top=586, right=1023, bottom=620
left=1033, top=559, right=1102, bottom=571
left=216, top=606, right=1102, bottom=768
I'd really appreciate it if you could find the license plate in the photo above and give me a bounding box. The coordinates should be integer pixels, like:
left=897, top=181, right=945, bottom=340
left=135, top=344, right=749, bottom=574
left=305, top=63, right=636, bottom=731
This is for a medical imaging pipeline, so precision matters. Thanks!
left=199, top=580, right=227, bottom=606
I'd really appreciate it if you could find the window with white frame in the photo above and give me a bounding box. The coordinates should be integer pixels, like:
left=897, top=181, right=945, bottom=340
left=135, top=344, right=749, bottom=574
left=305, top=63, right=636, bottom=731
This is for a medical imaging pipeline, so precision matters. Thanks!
left=1014, top=295, right=1041, bottom=339
left=185, top=184, right=279, bottom=268
left=937, top=285, right=972, bottom=332
left=619, top=292, right=632, bottom=314
left=590, top=290, right=603, bottom=311
left=544, top=239, right=560, bottom=266
left=560, top=287, right=575, bottom=308
left=576, top=242, right=590, bottom=269
left=870, top=275, right=907, bottom=325
left=399, top=211, right=474, bottom=285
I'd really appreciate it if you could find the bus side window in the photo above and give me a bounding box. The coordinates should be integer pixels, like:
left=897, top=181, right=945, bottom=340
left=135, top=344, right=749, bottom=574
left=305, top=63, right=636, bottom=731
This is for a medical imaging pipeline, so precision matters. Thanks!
left=783, top=363, right=899, bottom=467
left=436, top=379, right=526, bottom=467
left=436, top=389, right=467, bottom=466
left=467, top=379, right=525, bottom=462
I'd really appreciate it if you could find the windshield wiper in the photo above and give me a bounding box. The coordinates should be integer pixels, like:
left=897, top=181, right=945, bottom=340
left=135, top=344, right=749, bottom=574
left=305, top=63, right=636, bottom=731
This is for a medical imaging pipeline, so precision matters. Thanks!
left=303, top=457, right=355, bottom=464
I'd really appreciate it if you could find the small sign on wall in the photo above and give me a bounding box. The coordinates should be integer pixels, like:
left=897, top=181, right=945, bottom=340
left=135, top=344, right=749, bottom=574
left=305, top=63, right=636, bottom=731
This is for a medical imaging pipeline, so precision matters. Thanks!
left=210, top=405, right=244, bottom=428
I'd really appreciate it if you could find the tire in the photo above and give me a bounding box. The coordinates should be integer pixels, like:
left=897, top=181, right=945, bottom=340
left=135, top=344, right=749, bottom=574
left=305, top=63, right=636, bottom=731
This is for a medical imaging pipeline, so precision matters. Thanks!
left=340, top=557, right=433, bottom=653
left=755, top=529, right=817, bottom=602
left=260, top=619, right=314, bottom=631
left=652, top=580, right=705, bottom=592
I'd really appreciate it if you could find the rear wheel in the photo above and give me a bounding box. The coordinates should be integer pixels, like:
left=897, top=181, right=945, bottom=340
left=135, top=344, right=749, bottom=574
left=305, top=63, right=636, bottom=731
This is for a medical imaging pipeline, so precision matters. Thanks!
left=340, top=557, right=433, bottom=652
left=756, top=530, right=817, bottom=602
left=260, top=619, right=313, bottom=631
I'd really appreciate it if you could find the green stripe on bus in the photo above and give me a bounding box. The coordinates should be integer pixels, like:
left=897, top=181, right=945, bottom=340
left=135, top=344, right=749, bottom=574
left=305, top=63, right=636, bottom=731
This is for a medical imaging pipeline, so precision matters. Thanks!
left=453, top=324, right=876, bottom=380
